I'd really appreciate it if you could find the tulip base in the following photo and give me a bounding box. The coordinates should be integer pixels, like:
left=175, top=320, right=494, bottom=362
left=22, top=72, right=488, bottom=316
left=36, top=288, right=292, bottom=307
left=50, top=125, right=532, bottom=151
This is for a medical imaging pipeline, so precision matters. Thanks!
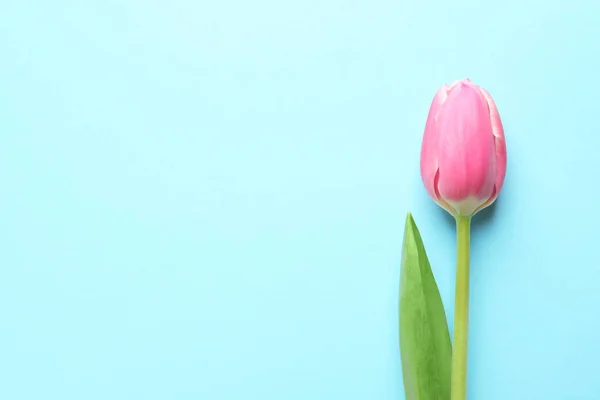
left=451, top=216, right=471, bottom=400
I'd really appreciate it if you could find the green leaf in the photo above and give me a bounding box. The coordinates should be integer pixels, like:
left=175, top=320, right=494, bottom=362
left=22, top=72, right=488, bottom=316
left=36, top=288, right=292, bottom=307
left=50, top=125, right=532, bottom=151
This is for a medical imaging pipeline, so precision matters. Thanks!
left=399, top=212, right=451, bottom=400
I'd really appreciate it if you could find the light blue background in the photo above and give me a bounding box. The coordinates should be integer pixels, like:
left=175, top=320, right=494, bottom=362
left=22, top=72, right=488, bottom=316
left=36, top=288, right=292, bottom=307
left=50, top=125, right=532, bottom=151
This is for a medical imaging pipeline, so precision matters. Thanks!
left=1, top=0, right=599, bottom=399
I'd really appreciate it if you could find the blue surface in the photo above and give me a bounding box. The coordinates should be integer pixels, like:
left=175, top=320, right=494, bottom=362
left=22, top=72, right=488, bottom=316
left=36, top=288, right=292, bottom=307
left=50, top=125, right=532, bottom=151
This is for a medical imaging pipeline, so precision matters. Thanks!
left=1, top=1, right=600, bottom=399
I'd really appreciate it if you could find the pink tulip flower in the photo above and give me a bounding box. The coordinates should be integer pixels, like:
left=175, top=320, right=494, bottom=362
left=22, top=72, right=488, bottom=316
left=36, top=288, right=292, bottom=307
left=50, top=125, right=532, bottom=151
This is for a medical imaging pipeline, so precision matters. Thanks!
left=420, top=79, right=507, bottom=217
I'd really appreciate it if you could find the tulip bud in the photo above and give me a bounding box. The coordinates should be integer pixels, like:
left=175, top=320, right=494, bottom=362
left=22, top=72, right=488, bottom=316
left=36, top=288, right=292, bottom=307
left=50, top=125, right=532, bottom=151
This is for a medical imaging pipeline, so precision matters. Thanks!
left=420, top=79, right=507, bottom=217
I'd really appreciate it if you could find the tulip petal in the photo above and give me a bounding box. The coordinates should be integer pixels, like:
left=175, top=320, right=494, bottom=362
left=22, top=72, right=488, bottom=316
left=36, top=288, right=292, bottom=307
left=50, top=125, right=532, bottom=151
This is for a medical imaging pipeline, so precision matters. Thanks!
left=478, top=87, right=507, bottom=198
left=420, top=85, right=449, bottom=201
left=436, top=82, right=496, bottom=202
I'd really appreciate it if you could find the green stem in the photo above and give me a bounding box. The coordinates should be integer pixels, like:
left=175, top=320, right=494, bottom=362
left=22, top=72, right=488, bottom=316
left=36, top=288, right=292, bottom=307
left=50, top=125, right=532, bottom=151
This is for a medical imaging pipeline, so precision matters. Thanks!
left=451, top=216, right=471, bottom=400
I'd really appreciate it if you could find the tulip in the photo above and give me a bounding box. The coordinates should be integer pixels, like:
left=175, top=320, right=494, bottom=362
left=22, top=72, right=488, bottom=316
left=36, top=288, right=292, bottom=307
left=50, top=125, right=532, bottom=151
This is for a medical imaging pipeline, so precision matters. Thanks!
left=420, top=78, right=507, bottom=217
left=419, top=79, right=507, bottom=400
